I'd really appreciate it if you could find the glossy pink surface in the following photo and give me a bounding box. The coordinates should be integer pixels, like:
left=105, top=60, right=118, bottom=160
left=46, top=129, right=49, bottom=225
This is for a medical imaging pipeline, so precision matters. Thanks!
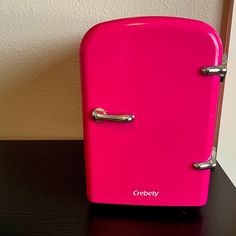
left=80, top=17, right=222, bottom=206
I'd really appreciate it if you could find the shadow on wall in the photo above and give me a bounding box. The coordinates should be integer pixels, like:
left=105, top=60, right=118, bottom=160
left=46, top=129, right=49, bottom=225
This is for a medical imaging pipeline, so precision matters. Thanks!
left=0, top=40, right=83, bottom=140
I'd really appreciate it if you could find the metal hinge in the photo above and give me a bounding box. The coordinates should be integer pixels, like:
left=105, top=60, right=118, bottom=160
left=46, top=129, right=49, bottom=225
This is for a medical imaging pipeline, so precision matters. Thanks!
left=201, top=54, right=227, bottom=83
left=193, top=147, right=217, bottom=170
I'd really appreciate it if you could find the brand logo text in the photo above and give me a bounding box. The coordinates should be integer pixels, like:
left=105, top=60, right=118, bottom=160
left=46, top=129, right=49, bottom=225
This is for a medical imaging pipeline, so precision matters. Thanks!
left=132, top=190, right=159, bottom=197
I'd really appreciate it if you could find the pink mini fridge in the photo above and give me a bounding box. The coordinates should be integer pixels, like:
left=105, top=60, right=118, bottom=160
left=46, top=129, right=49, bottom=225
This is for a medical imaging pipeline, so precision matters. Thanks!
left=80, top=17, right=227, bottom=206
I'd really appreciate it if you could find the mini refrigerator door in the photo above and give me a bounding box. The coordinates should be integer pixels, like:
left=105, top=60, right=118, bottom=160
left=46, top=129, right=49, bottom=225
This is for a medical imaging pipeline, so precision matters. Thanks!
left=80, top=17, right=223, bottom=206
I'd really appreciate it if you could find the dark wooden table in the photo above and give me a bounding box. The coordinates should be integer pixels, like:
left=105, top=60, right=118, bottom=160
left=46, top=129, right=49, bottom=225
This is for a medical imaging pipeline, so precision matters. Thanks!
left=0, top=141, right=235, bottom=235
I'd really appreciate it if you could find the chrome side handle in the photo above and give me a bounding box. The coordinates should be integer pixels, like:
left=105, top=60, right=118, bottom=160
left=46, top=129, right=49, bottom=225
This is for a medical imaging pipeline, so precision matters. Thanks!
left=92, top=108, right=135, bottom=123
left=193, top=147, right=217, bottom=170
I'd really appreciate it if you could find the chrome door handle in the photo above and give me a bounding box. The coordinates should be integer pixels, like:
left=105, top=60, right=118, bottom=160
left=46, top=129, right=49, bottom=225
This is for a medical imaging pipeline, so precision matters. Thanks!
left=92, top=108, right=135, bottom=123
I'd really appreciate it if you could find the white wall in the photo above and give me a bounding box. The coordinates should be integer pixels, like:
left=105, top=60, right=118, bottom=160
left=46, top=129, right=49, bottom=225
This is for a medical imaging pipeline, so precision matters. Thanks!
left=0, top=0, right=223, bottom=139
left=218, top=2, right=236, bottom=187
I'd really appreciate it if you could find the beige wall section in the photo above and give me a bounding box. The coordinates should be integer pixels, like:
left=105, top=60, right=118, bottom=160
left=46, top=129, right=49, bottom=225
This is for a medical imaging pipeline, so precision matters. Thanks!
left=0, top=0, right=223, bottom=139
left=218, top=1, right=236, bottom=186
